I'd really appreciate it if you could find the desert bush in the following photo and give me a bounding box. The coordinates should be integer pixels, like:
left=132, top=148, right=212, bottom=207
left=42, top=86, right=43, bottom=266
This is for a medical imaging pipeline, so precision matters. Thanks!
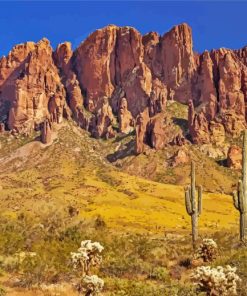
left=192, top=265, right=241, bottom=295
left=194, top=239, right=218, bottom=262
left=106, top=278, right=196, bottom=296
left=148, top=266, right=170, bottom=281
left=94, top=216, right=106, bottom=229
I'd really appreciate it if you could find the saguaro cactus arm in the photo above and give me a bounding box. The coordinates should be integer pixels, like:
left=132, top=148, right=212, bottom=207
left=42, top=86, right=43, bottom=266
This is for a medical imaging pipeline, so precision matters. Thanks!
left=198, top=185, right=202, bottom=216
left=185, top=185, right=192, bottom=215
left=191, top=161, right=196, bottom=209
left=233, top=191, right=240, bottom=211
left=243, top=130, right=247, bottom=196
left=238, top=180, right=245, bottom=212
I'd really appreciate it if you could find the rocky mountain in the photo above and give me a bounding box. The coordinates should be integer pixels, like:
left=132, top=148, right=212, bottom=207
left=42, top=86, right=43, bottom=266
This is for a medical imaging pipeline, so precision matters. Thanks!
left=0, top=23, right=247, bottom=157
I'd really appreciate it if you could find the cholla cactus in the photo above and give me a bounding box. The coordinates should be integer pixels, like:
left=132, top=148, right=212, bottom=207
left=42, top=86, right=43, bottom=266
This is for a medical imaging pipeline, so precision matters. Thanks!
left=192, top=265, right=241, bottom=296
left=194, top=239, right=218, bottom=262
left=71, top=240, right=104, bottom=275
left=81, top=275, right=104, bottom=296
left=71, top=240, right=104, bottom=295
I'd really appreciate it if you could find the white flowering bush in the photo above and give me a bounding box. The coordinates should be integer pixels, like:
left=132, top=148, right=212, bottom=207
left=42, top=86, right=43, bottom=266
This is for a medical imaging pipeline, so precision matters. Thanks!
left=192, top=265, right=241, bottom=295
left=81, top=275, right=104, bottom=296
left=71, top=240, right=104, bottom=295
left=194, top=239, right=218, bottom=262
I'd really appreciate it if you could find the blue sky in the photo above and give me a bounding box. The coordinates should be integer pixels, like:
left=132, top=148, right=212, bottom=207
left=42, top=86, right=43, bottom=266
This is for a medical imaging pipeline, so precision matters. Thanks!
left=0, top=1, right=246, bottom=56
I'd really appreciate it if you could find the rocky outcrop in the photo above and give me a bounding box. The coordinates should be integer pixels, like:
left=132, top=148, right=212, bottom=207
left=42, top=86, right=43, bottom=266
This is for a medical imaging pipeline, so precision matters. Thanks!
left=0, top=39, right=69, bottom=132
left=53, top=42, right=88, bottom=128
left=189, top=47, right=247, bottom=144
left=0, top=23, right=247, bottom=151
left=148, top=113, right=186, bottom=150
left=170, top=148, right=190, bottom=167
left=74, top=25, right=162, bottom=118
left=90, top=98, right=116, bottom=139
left=0, top=122, right=5, bottom=133
left=209, top=121, right=225, bottom=144
left=135, top=110, right=186, bottom=154
left=149, top=78, right=167, bottom=116
left=135, top=109, right=150, bottom=154
left=160, top=23, right=196, bottom=103
left=41, top=118, right=52, bottom=144
left=118, top=97, right=134, bottom=134
left=143, top=23, right=196, bottom=104
left=227, top=145, right=242, bottom=170
left=188, top=100, right=210, bottom=144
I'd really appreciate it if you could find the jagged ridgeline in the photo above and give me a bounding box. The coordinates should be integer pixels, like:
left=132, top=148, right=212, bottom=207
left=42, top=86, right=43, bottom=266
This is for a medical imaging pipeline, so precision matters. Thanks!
left=0, top=23, right=246, bottom=153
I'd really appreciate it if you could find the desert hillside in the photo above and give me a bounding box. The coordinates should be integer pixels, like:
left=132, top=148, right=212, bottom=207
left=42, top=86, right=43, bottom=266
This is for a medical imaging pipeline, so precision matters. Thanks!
left=0, top=121, right=246, bottom=295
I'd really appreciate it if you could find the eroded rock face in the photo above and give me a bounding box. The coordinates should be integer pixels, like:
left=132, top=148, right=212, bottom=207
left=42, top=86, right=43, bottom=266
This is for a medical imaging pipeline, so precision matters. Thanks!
left=74, top=25, right=117, bottom=112
left=160, top=23, right=196, bottom=103
left=188, top=100, right=210, bottom=144
left=135, top=110, right=186, bottom=154
left=0, top=39, right=68, bottom=132
left=53, top=42, right=86, bottom=127
left=41, top=118, right=52, bottom=144
left=149, top=78, right=167, bottom=116
left=74, top=25, right=153, bottom=117
left=227, top=145, right=242, bottom=170
left=90, top=98, right=116, bottom=139
left=210, top=121, right=225, bottom=144
left=171, top=148, right=190, bottom=167
left=118, top=97, right=134, bottom=134
left=148, top=113, right=186, bottom=150
left=135, top=109, right=150, bottom=154
left=0, top=122, right=5, bottom=133
left=0, top=23, right=247, bottom=150
left=189, top=47, right=247, bottom=144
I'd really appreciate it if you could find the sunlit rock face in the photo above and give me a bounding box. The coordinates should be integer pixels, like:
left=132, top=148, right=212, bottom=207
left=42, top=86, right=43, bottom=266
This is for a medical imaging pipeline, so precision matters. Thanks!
left=0, top=39, right=69, bottom=132
left=0, top=23, right=247, bottom=150
left=188, top=47, right=247, bottom=144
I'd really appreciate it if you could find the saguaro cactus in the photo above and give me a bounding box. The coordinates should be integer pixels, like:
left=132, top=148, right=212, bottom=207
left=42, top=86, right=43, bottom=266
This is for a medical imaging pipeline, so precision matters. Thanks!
left=185, top=161, right=203, bottom=249
left=232, top=130, right=247, bottom=242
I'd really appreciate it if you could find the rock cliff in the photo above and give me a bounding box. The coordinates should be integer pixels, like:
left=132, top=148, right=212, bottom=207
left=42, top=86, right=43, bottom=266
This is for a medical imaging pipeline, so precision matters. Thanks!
left=0, top=23, right=247, bottom=152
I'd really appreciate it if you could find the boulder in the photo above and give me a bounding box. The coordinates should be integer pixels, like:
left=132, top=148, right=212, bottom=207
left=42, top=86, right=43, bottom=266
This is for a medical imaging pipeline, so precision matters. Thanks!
left=171, top=148, right=190, bottom=167
left=227, top=145, right=242, bottom=170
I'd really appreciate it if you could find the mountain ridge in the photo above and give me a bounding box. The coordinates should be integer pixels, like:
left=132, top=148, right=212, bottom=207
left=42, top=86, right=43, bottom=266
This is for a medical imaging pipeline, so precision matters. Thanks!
left=0, top=22, right=247, bottom=159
